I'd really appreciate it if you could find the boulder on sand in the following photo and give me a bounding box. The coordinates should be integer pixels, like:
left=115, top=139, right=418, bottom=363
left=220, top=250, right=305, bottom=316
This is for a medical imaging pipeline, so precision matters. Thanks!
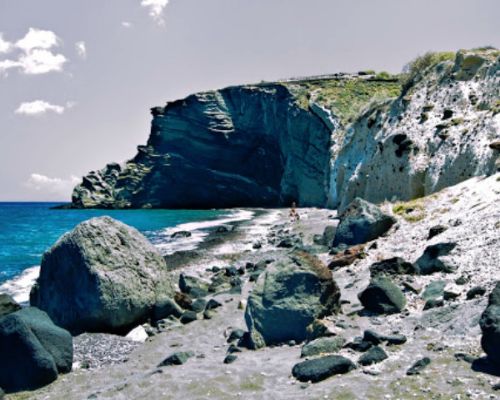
left=358, top=277, right=406, bottom=314
left=245, top=251, right=341, bottom=349
left=480, top=282, right=500, bottom=367
left=30, top=216, right=175, bottom=335
left=292, top=355, right=356, bottom=383
left=332, top=198, right=396, bottom=247
left=0, top=307, right=73, bottom=393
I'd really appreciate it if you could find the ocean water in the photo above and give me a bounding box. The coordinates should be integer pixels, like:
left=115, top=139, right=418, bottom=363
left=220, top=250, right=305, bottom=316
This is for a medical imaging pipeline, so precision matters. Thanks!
left=0, top=203, right=250, bottom=292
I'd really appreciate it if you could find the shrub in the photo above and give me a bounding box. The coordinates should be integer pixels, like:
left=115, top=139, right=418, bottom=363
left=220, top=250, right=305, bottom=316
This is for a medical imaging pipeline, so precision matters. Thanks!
left=375, top=71, right=392, bottom=80
left=400, top=51, right=455, bottom=89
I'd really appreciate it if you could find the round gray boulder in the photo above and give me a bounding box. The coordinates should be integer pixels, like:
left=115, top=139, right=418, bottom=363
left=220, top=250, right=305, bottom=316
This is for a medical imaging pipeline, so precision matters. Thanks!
left=30, top=216, right=175, bottom=334
left=358, top=276, right=406, bottom=314
left=245, top=251, right=341, bottom=348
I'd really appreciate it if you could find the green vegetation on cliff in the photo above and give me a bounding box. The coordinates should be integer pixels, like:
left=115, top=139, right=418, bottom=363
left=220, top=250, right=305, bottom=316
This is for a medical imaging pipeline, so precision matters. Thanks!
left=283, top=76, right=401, bottom=125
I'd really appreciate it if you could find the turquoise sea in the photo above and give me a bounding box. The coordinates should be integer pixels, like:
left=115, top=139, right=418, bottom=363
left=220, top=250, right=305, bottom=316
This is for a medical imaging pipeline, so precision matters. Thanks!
left=0, top=202, right=237, bottom=285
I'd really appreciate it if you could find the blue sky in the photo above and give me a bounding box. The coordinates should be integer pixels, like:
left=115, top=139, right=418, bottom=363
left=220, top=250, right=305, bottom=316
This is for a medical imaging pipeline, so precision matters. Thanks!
left=1, top=0, right=499, bottom=201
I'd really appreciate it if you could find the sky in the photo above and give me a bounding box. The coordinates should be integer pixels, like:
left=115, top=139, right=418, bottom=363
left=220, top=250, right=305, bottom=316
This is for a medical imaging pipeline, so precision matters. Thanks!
left=0, top=0, right=498, bottom=201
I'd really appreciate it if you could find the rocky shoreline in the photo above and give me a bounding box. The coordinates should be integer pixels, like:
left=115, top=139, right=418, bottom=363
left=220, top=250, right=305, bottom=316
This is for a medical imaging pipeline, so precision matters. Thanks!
left=3, top=173, right=499, bottom=400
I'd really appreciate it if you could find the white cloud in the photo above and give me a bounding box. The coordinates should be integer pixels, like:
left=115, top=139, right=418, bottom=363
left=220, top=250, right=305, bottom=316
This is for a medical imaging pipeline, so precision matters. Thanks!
left=25, top=173, right=80, bottom=199
left=121, top=21, right=132, bottom=28
left=141, top=0, right=169, bottom=25
left=0, top=33, right=12, bottom=53
left=0, top=28, right=67, bottom=76
left=16, top=28, right=59, bottom=52
left=75, top=41, right=86, bottom=59
left=15, top=100, right=66, bottom=116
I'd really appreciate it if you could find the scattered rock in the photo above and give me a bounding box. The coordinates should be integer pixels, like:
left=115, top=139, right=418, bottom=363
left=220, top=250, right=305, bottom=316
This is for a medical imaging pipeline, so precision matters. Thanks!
left=191, top=298, right=207, bottom=313
left=363, top=330, right=406, bottom=346
left=427, top=225, right=448, bottom=240
left=216, top=225, right=234, bottom=233
left=466, top=286, right=486, bottom=300
left=480, top=282, right=500, bottom=367
left=415, top=242, right=457, bottom=274
left=328, top=245, right=365, bottom=270
left=358, top=346, right=388, bottom=366
left=402, top=280, right=422, bottom=294
left=305, top=319, right=336, bottom=340
left=125, top=325, right=148, bottom=342
left=205, top=299, right=222, bottom=311
left=0, top=307, right=73, bottom=393
left=489, top=141, right=500, bottom=151
left=455, top=275, right=469, bottom=285
left=333, top=198, right=396, bottom=246
left=180, top=311, right=197, bottom=324
left=252, top=241, right=262, bottom=249
left=422, top=280, right=446, bottom=301
left=406, top=357, right=431, bottom=375
left=227, top=344, right=241, bottom=354
left=300, top=336, right=345, bottom=358
left=423, top=298, right=445, bottom=310
left=454, top=352, right=476, bottom=363
left=385, top=334, right=407, bottom=346
left=30, top=217, right=174, bottom=335
left=158, top=351, right=194, bottom=367
left=227, top=329, right=246, bottom=343
left=174, top=292, right=193, bottom=310
left=245, top=252, right=340, bottom=348
left=179, top=274, right=209, bottom=298
left=345, top=337, right=373, bottom=352
left=292, top=355, right=356, bottom=383
left=0, top=294, right=21, bottom=317
left=170, top=230, right=192, bottom=239
left=369, top=257, right=416, bottom=277
left=322, top=225, right=337, bottom=247
left=153, top=298, right=183, bottom=321
left=223, top=354, right=237, bottom=364
left=358, top=277, right=406, bottom=314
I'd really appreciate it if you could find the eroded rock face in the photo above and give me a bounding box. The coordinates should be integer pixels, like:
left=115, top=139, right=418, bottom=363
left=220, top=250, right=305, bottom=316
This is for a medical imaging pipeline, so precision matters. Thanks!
left=480, top=282, right=500, bottom=367
left=245, top=252, right=341, bottom=348
left=329, top=49, right=499, bottom=210
left=30, top=217, right=175, bottom=334
left=72, top=85, right=333, bottom=209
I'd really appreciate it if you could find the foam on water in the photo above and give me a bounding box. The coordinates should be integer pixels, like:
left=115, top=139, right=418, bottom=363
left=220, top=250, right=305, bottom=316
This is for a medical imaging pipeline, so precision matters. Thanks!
left=0, top=209, right=255, bottom=305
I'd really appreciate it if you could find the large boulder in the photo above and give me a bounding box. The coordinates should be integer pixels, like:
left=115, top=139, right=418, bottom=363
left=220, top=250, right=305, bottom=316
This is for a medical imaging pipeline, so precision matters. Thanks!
left=245, top=251, right=341, bottom=348
left=30, top=217, right=175, bottom=334
left=0, top=307, right=72, bottom=393
left=332, top=198, right=396, bottom=247
left=480, top=282, right=500, bottom=367
left=358, top=277, right=406, bottom=314
left=0, top=294, right=21, bottom=317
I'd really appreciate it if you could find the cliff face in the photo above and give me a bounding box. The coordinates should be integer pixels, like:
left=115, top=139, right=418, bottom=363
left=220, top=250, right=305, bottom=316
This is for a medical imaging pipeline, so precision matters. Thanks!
left=329, top=49, right=500, bottom=210
left=73, top=85, right=334, bottom=208
left=72, top=49, right=499, bottom=210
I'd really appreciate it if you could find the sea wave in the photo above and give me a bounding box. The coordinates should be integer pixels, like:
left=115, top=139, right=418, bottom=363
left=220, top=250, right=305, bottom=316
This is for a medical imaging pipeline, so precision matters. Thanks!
left=0, top=209, right=255, bottom=305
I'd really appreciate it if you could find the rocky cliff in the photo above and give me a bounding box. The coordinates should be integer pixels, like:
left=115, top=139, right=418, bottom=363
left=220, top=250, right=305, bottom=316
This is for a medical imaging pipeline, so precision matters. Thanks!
left=71, top=48, right=499, bottom=209
left=72, top=85, right=336, bottom=209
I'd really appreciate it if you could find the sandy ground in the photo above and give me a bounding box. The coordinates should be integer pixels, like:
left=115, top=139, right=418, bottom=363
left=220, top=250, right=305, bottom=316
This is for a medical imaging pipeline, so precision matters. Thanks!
left=10, top=173, right=500, bottom=400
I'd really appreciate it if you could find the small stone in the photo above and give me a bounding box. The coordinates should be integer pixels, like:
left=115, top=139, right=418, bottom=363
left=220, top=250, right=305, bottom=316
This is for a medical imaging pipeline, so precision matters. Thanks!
left=358, top=346, right=388, bottom=366
left=363, top=330, right=384, bottom=345
left=423, top=298, right=444, bottom=310
left=466, top=286, right=486, bottom=300
left=227, top=329, right=246, bottom=343
left=203, top=310, right=215, bottom=320
left=455, top=276, right=468, bottom=285
left=223, top=354, right=237, bottom=364
left=227, top=345, right=242, bottom=354
left=454, top=353, right=475, bottom=363
left=158, top=351, right=194, bottom=367
left=191, top=298, right=207, bottom=313
left=292, top=355, right=356, bottom=383
left=406, top=357, right=431, bottom=375
left=180, top=311, right=197, bottom=324
left=345, top=337, right=373, bottom=352
left=385, top=334, right=407, bottom=346
left=301, top=336, right=345, bottom=358
left=403, top=281, right=422, bottom=294
left=205, top=299, right=222, bottom=310
left=427, top=225, right=448, bottom=240
left=358, top=277, right=406, bottom=314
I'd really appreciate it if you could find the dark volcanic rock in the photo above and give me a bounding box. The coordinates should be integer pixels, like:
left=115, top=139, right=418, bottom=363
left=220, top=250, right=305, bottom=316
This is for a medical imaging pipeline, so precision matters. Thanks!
left=427, top=225, right=448, bottom=240
left=223, top=354, right=237, bottom=364
left=180, top=311, right=198, bottom=325
left=71, top=85, right=333, bottom=209
left=406, top=357, right=431, bottom=375
left=0, top=294, right=21, bottom=317
left=415, top=242, right=457, bottom=274
left=345, top=337, right=373, bottom=352
left=358, top=346, right=388, bottom=366
left=332, top=198, right=396, bottom=247
left=227, top=329, right=246, bottom=343
left=179, top=274, right=209, bottom=298
left=369, top=257, right=416, bottom=277
left=171, top=230, right=192, bottom=239
left=30, top=217, right=175, bottom=335
left=158, top=351, right=194, bottom=367
left=480, top=282, right=500, bottom=367
left=153, top=298, right=183, bottom=321
left=292, top=355, right=356, bottom=383
left=0, top=307, right=73, bottom=393
left=328, top=245, right=365, bottom=270
left=358, top=277, right=406, bottom=314
left=300, top=336, right=345, bottom=358
left=245, top=252, right=341, bottom=348
left=466, top=286, right=486, bottom=300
